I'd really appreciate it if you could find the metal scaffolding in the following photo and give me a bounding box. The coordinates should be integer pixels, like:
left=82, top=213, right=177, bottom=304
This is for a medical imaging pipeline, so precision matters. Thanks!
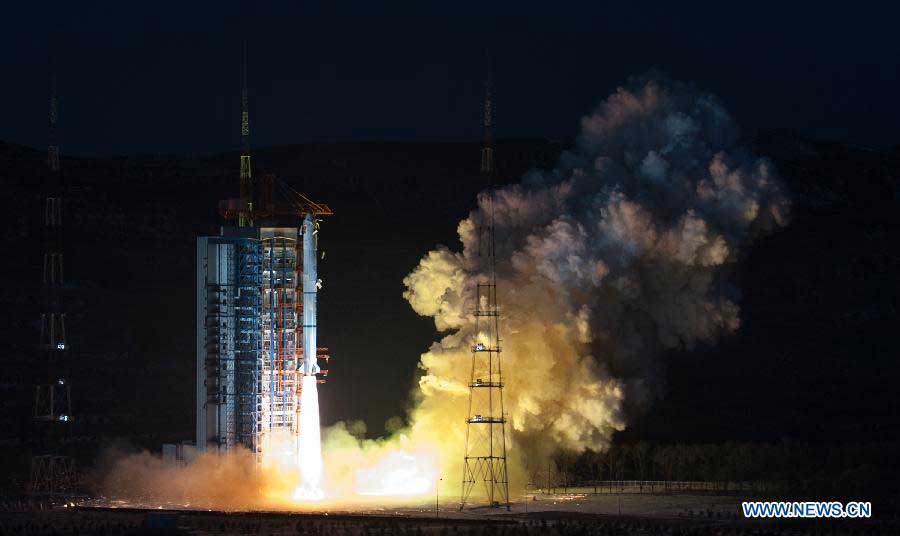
left=461, top=69, right=510, bottom=510
left=198, top=224, right=331, bottom=461
left=197, top=41, right=332, bottom=462
left=460, top=215, right=510, bottom=510
left=29, top=456, right=78, bottom=497
left=202, top=236, right=262, bottom=452
left=261, top=230, right=301, bottom=454
left=235, top=240, right=263, bottom=457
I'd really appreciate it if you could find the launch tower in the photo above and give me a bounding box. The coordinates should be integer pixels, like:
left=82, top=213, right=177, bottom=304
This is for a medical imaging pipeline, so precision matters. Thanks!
left=196, top=44, right=331, bottom=463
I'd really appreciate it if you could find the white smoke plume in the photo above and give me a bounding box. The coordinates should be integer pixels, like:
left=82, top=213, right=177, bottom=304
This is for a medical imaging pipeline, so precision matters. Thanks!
left=403, top=78, right=789, bottom=463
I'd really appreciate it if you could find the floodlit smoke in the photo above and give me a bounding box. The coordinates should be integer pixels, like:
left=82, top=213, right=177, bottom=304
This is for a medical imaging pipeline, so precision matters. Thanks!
left=99, top=77, right=788, bottom=509
left=402, top=77, right=789, bottom=470
left=98, top=446, right=271, bottom=510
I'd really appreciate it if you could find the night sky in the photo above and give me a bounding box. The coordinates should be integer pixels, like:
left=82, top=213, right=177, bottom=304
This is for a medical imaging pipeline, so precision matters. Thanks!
left=3, top=2, right=900, bottom=154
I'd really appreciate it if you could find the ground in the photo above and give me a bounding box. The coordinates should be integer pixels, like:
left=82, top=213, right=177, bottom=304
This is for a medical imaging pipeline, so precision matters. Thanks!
left=1, top=492, right=894, bottom=535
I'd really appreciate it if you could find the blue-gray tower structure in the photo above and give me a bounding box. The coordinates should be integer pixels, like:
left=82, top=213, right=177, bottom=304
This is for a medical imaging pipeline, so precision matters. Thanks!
left=197, top=221, right=330, bottom=460
left=196, top=44, right=331, bottom=462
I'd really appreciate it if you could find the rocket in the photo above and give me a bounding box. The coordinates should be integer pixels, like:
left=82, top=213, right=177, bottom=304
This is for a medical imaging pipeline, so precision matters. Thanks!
left=301, top=213, right=320, bottom=376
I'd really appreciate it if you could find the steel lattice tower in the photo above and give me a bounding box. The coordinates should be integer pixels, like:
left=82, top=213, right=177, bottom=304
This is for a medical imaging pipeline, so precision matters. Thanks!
left=460, top=71, right=510, bottom=510
left=239, top=41, right=253, bottom=227
left=40, top=69, right=66, bottom=356
left=31, top=61, right=78, bottom=498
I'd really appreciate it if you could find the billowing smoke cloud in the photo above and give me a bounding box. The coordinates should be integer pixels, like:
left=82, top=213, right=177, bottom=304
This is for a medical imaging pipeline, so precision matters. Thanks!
left=403, top=78, right=789, bottom=464
left=99, top=78, right=789, bottom=508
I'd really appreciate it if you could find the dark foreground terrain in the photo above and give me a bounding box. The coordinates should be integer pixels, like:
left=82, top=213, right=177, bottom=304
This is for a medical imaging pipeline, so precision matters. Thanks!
left=0, top=504, right=897, bottom=536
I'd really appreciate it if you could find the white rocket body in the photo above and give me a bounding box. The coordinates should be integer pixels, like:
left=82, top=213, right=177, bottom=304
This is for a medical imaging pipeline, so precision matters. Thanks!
left=301, top=214, right=320, bottom=376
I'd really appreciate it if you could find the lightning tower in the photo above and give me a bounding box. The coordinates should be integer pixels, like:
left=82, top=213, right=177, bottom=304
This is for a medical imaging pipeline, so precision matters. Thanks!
left=480, top=71, right=494, bottom=178
left=460, top=67, right=510, bottom=510
left=31, top=60, right=78, bottom=498
left=239, top=41, right=253, bottom=227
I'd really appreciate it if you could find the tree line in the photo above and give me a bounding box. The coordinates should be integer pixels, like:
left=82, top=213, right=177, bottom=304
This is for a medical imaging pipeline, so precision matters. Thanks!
left=532, top=441, right=899, bottom=498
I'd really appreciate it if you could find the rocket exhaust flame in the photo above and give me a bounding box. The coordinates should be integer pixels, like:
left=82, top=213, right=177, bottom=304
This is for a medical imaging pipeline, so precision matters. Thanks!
left=294, top=376, right=324, bottom=501
left=292, top=213, right=323, bottom=500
